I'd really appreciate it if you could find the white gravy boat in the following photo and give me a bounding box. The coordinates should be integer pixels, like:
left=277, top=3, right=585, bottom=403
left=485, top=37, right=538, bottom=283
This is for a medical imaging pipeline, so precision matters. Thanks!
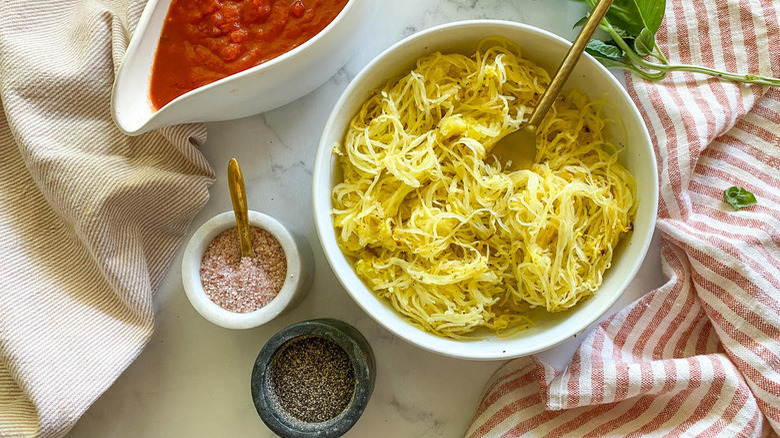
left=112, top=0, right=371, bottom=135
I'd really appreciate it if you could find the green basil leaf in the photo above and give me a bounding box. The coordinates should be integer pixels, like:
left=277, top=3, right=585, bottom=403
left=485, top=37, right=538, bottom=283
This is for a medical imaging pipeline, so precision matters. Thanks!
left=634, top=27, right=655, bottom=56
left=608, top=26, right=636, bottom=48
left=590, top=55, right=631, bottom=69
left=723, top=186, right=758, bottom=210
left=573, top=15, right=589, bottom=28
left=612, top=26, right=632, bottom=39
left=605, top=0, right=666, bottom=38
left=603, top=0, right=644, bottom=36
left=586, top=39, right=624, bottom=59
left=635, top=0, right=666, bottom=35
left=585, top=48, right=631, bottom=69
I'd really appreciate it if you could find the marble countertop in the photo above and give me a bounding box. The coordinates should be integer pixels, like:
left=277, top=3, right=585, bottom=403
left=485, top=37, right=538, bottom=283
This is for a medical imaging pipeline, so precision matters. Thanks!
left=68, top=0, right=663, bottom=436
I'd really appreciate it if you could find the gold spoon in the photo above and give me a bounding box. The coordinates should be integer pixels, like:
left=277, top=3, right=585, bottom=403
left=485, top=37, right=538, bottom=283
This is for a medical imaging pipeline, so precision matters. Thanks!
left=228, top=158, right=256, bottom=258
left=491, top=0, right=615, bottom=171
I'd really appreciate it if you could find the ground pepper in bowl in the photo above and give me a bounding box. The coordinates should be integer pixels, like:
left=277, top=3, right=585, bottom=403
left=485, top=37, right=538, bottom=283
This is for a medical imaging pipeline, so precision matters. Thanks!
left=269, top=336, right=356, bottom=423
left=200, top=226, right=287, bottom=313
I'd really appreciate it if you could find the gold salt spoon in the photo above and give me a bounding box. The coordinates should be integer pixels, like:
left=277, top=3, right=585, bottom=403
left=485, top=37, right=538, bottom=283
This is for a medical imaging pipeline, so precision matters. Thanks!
left=490, top=0, right=615, bottom=171
left=228, top=158, right=256, bottom=258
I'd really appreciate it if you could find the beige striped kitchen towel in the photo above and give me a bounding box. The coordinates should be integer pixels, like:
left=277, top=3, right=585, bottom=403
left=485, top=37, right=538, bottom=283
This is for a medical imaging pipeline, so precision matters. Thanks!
left=0, top=1, right=215, bottom=437
left=467, top=0, right=780, bottom=436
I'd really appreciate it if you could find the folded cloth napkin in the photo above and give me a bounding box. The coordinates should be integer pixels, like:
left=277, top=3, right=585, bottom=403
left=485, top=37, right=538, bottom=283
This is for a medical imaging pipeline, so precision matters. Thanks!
left=467, top=0, right=780, bottom=437
left=0, top=1, right=214, bottom=437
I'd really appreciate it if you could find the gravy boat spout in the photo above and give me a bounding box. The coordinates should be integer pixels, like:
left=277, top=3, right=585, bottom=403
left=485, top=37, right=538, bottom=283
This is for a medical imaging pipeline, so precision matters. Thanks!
left=111, top=0, right=372, bottom=136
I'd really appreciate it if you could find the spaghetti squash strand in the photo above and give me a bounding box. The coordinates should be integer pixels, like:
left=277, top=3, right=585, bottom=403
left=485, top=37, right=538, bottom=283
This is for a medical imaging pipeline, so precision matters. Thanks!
left=332, top=40, right=636, bottom=339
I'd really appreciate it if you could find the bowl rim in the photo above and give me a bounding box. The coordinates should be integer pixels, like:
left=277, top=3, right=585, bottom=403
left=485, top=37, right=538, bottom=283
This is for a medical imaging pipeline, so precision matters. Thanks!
left=312, top=19, right=658, bottom=360
left=112, top=0, right=361, bottom=130
left=181, top=210, right=304, bottom=329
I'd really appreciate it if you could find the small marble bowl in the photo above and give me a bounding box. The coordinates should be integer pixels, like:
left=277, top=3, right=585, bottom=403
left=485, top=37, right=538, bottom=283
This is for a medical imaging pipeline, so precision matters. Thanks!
left=251, top=319, right=376, bottom=438
left=181, top=211, right=314, bottom=329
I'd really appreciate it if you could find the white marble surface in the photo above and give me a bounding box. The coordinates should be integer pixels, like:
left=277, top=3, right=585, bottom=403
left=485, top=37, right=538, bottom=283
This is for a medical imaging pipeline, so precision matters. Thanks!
left=68, top=1, right=664, bottom=436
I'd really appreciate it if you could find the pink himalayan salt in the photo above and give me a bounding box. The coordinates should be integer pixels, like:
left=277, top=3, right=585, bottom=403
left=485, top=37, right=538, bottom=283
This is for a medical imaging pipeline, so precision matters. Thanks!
left=200, top=226, right=287, bottom=313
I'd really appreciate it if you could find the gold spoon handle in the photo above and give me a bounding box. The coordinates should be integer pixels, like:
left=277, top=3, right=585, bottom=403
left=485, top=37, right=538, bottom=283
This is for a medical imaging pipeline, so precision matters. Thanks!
left=228, top=158, right=256, bottom=258
left=528, top=0, right=614, bottom=128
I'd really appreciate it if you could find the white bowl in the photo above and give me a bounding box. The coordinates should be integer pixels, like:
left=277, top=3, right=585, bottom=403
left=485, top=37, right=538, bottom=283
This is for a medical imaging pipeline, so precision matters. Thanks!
left=112, top=0, right=373, bottom=135
left=182, top=211, right=314, bottom=329
left=312, top=20, right=658, bottom=360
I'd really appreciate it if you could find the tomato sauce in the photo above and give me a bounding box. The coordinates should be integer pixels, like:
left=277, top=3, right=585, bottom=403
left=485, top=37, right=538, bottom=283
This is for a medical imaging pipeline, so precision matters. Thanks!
left=149, top=0, right=348, bottom=109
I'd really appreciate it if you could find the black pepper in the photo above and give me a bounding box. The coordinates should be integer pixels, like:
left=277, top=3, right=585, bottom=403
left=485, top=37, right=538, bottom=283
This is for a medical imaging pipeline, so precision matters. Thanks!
left=269, top=336, right=356, bottom=423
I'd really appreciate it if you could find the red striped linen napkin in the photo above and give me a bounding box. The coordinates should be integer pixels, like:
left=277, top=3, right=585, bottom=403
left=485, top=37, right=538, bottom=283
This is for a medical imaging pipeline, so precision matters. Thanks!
left=0, top=1, right=214, bottom=437
left=466, top=0, right=780, bottom=436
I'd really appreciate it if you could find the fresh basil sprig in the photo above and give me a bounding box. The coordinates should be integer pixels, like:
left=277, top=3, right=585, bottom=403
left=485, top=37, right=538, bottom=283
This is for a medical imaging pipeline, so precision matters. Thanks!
left=724, top=186, right=757, bottom=210
left=572, top=0, right=780, bottom=86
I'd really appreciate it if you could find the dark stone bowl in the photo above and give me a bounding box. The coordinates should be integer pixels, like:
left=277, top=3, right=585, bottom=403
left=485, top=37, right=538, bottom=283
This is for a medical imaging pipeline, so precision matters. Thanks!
left=251, top=319, right=376, bottom=437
